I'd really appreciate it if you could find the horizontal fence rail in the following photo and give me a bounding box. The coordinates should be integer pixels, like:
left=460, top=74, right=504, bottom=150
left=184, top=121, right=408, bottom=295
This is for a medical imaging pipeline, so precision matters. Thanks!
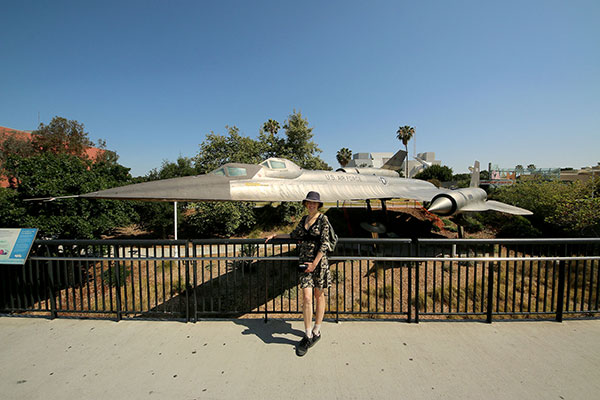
left=1, top=238, right=599, bottom=323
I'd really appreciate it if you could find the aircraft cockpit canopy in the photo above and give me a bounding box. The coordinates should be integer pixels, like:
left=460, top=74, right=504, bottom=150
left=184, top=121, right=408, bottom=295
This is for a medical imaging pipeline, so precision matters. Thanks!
left=209, top=164, right=262, bottom=179
left=211, top=166, right=248, bottom=177
left=260, top=158, right=302, bottom=178
left=260, top=160, right=286, bottom=169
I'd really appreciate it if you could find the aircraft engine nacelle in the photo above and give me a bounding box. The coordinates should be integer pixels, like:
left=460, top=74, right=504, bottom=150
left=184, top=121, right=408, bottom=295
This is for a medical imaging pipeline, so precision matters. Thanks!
left=336, top=168, right=400, bottom=178
left=428, top=188, right=487, bottom=216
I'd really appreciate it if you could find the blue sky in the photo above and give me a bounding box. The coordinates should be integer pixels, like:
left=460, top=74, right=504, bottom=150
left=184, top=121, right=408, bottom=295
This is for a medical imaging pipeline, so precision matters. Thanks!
left=2, top=0, right=599, bottom=176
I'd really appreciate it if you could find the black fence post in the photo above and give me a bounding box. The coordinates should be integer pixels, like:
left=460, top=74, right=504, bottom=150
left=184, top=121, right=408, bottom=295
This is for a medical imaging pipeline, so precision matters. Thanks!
left=414, top=239, right=419, bottom=324
left=47, top=263, right=57, bottom=319
left=556, top=260, right=566, bottom=322
left=45, top=246, right=57, bottom=319
left=114, top=244, right=123, bottom=322
left=407, top=266, right=412, bottom=323
left=264, top=261, right=268, bottom=323
left=185, top=241, right=190, bottom=323
left=486, top=262, right=494, bottom=323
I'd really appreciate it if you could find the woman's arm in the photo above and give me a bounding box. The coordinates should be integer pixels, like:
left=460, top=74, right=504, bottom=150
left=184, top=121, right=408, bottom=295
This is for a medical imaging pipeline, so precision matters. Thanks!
left=267, top=216, right=306, bottom=243
left=265, top=233, right=290, bottom=242
left=306, top=250, right=324, bottom=273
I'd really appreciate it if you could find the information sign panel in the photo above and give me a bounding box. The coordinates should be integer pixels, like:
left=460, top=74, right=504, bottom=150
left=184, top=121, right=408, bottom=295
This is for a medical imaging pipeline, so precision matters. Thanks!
left=0, top=228, right=38, bottom=265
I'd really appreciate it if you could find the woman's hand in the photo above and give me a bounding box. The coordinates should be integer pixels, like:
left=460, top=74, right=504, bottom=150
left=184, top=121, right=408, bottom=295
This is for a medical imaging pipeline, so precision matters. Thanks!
left=307, top=252, right=323, bottom=273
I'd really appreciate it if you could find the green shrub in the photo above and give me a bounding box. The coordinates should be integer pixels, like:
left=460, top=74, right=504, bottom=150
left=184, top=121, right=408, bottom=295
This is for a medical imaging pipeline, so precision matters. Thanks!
left=182, top=202, right=256, bottom=237
left=496, top=216, right=542, bottom=238
left=459, top=214, right=485, bottom=233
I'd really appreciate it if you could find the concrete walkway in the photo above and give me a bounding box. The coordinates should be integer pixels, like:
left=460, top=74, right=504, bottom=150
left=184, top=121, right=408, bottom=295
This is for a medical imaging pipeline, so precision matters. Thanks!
left=1, top=317, right=599, bottom=400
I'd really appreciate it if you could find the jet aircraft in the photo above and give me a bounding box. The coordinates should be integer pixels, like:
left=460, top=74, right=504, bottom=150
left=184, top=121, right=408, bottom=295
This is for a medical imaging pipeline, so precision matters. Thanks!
left=30, top=150, right=532, bottom=216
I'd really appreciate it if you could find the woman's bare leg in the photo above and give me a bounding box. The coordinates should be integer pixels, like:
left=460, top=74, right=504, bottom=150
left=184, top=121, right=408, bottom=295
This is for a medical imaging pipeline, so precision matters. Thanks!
left=314, top=288, right=326, bottom=327
left=302, top=287, right=313, bottom=335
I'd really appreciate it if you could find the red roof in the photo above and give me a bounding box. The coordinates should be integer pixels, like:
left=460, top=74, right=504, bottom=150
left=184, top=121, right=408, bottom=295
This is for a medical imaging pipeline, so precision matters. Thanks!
left=0, top=126, right=105, bottom=188
left=0, top=126, right=33, bottom=141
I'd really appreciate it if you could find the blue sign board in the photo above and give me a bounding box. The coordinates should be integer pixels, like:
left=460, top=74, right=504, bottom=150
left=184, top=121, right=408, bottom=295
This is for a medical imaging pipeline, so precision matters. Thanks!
left=0, top=228, right=38, bottom=265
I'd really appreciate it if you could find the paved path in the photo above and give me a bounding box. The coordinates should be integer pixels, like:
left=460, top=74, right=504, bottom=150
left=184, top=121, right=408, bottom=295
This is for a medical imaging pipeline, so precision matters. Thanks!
left=1, top=317, right=599, bottom=400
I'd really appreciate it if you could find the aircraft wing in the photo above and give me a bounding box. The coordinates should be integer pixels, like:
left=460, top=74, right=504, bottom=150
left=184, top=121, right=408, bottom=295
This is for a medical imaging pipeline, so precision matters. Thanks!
left=460, top=200, right=533, bottom=216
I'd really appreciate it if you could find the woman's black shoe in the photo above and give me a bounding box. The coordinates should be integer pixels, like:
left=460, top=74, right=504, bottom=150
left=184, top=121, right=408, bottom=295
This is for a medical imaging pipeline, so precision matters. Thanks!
left=296, top=336, right=312, bottom=356
left=310, top=333, right=321, bottom=346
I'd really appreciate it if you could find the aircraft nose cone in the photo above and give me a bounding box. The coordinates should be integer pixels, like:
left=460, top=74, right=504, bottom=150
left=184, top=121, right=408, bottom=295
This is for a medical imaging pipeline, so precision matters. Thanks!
left=428, top=197, right=453, bottom=215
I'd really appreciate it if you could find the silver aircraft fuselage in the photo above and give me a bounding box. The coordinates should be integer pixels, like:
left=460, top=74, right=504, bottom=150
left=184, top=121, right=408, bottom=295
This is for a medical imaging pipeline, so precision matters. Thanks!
left=64, top=157, right=531, bottom=216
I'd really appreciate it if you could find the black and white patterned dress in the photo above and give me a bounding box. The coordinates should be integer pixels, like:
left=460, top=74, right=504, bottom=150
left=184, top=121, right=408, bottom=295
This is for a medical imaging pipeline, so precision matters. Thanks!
left=290, top=213, right=332, bottom=289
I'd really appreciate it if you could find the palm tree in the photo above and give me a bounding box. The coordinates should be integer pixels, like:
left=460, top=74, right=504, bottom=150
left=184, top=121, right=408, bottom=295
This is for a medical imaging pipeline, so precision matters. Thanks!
left=396, top=125, right=415, bottom=177
left=262, top=119, right=281, bottom=157
left=263, top=119, right=280, bottom=136
left=336, top=148, right=352, bottom=167
left=527, top=164, right=536, bottom=172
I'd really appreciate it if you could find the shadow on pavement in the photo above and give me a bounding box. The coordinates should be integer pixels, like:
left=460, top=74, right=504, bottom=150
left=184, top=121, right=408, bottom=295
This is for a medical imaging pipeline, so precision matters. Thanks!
left=233, top=319, right=304, bottom=346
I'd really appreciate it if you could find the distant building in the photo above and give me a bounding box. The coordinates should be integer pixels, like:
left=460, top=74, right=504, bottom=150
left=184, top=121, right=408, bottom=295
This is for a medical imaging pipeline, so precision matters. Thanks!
left=346, top=152, right=392, bottom=168
left=345, top=150, right=441, bottom=177
left=484, top=163, right=600, bottom=186
left=0, top=126, right=105, bottom=188
left=560, top=166, right=600, bottom=183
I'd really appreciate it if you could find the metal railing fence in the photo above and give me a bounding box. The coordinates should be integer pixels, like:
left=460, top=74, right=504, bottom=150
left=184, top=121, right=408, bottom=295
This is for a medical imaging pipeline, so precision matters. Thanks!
left=1, top=238, right=599, bottom=323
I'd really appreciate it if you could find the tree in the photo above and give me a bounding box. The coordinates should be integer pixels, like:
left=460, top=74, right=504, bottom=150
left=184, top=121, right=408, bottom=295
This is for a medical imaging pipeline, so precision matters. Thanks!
left=414, top=164, right=453, bottom=182
left=263, top=119, right=280, bottom=135
left=0, top=187, right=25, bottom=226
left=147, top=157, right=197, bottom=180
left=95, top=138, right=120, bottom=165
left=527, top=164, right=536, bottom=172
left=31, top=117, right=94, bottom=159
left=493, top=178, right=600, bottom=237
left=515, top=165, right=524, bottom=173
left=183, top=201, right=256, bottom=237
left=281, top=110, right=330, bottom=170
left=259, top=119, right=283, bottom=158
left=2, top=153, right=135, bottom=239
left=452, top=173, right=471, bottom=188
left=396, top=126, right=415, bottom=177
left=0, top=132, right=34, bottom=188
left=336, top=148, right=352, bottom=167
left=2, top=116, right=113, bottom=187
left=194, top=126, right=264, bottom=173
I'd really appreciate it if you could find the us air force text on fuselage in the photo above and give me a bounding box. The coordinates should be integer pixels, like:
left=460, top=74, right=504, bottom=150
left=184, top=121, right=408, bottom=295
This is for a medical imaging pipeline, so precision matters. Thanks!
left=325, top=174, right=362, bottom=182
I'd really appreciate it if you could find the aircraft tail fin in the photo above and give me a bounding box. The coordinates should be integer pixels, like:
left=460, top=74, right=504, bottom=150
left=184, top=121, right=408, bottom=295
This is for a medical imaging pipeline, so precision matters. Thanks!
left=382, top=150, right=407, bottom=170
left=469, top=161, right=480, bottom=188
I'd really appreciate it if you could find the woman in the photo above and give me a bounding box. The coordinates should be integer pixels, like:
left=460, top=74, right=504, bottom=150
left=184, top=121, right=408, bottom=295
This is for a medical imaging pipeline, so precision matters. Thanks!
left=266, top=191, right=332, bottom=356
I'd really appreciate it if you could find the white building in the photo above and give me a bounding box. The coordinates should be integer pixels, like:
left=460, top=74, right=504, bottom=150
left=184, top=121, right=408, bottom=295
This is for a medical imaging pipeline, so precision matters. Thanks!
left=346, top=152, right=393, bottom=168
left=345, top=151, right=441, bottom=178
